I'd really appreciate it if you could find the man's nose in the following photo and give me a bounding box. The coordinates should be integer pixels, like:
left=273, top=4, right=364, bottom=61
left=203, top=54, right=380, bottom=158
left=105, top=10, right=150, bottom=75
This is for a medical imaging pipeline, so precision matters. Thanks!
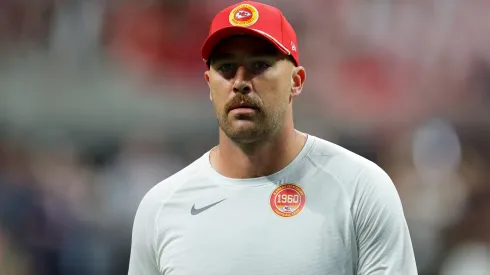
left=232, top=66, right=252, bottom=94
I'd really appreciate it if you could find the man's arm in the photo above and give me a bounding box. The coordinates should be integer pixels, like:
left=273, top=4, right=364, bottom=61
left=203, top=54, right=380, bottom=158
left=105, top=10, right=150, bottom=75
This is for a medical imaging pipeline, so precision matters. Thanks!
left=353, top=165, right=418, bottom=275
left=128, top=192, right=162, bottom=275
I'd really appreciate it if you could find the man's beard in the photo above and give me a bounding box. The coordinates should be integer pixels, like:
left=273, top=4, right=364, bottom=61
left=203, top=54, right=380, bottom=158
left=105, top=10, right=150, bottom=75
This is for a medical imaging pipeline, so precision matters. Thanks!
left=214, top=102, right=284, bottom=144
left=217, top=113, right=268, bottom=143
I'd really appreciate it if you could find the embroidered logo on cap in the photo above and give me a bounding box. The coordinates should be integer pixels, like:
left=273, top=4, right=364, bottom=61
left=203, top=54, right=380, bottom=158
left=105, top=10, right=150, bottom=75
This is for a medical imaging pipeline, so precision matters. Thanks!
left=270, top=184, right=306, bottom=218
left=229, top=4, right=259, bottom=27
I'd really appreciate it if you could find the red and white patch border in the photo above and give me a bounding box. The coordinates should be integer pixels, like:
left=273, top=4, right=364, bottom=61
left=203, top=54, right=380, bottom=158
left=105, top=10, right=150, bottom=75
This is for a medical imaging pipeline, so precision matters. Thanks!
left=229, top=4, right=259, bottom=27
left=270, top=184, right=306, bottom=218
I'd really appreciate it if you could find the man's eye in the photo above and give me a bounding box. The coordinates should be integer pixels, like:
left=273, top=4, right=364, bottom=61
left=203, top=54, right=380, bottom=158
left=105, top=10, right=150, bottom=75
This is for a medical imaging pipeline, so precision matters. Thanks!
left=251, top=61, right=271, bottom=72
left=218, top=63, right=235, bottom=73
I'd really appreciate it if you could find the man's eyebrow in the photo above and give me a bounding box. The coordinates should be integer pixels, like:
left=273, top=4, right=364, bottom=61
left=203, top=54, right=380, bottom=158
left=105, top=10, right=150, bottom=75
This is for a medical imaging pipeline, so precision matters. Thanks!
left=253, top=47, right=279, bottom=56
left=211, top=53, right=235, bottom=61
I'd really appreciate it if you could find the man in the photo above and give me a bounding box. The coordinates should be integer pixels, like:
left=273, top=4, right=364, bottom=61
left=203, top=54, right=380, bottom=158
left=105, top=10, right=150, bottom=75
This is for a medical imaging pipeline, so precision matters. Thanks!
left=128, top=1, right=418, bottom=274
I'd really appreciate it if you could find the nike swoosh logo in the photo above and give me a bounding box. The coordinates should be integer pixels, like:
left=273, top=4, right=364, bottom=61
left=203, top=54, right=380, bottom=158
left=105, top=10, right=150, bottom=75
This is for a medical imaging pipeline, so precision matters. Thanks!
left=191, top=199, right=227, bottom=215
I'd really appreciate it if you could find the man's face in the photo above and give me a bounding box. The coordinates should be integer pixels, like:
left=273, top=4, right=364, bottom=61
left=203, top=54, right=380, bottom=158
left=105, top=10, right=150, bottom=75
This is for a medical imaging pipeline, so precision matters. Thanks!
left=205, top=35, right=300, bottom=144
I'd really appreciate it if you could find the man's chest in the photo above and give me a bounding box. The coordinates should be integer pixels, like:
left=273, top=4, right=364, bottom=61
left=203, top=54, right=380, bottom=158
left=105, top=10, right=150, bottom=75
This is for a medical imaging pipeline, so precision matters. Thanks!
left=157, top=184, right=357, bottom=275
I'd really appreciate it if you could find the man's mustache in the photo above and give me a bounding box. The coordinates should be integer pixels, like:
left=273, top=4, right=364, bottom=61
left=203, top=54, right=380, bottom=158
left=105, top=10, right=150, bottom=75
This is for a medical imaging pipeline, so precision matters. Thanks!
left=225, top=94, right=262, bottom=112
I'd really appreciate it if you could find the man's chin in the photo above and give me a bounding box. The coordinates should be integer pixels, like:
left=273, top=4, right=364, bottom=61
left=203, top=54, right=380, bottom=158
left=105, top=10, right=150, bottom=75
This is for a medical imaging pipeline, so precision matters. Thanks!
left=222, top=125, right=266, bottom=144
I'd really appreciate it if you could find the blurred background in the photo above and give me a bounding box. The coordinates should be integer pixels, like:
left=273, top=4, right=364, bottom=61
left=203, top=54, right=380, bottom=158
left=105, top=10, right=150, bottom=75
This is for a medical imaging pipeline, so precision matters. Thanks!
left=0, top=0, right=489, bottom=274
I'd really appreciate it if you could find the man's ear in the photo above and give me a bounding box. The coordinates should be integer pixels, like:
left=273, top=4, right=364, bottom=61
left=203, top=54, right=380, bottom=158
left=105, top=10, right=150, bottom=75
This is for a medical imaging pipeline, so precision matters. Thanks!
left=204, top=70, right=212, bottom=101
left=291, top=66, right=306, bottom=97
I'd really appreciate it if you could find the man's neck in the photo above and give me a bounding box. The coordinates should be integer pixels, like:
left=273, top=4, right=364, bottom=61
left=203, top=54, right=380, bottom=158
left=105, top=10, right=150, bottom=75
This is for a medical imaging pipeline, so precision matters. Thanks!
left=210, top=127, right=307, bottom=179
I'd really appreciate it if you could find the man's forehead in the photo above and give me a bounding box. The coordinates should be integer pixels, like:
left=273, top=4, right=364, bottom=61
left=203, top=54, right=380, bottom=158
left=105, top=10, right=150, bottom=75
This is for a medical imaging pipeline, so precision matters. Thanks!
left=211, top=35, right=279, bottom=58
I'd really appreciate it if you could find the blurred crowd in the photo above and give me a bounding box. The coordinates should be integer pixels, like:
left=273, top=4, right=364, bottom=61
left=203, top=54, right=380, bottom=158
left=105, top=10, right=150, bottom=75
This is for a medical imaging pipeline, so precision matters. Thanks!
left=1, top=0, right=490, bottom=275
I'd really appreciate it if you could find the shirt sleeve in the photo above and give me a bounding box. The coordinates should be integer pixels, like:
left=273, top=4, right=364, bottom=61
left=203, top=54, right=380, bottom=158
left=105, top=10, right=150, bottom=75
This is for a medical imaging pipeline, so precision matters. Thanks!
left=353, top=165, right=418, bottom=275
left=128, top=192, right=162, bottom=275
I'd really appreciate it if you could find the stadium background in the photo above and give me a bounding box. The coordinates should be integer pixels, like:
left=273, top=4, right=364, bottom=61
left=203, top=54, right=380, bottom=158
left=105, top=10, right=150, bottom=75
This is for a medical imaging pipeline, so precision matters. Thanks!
left=0, top=0, right=489, bottom=274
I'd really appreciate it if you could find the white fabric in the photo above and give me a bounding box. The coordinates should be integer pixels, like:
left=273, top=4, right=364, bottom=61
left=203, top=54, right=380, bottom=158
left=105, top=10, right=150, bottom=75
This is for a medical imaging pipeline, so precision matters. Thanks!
left=128, top=135, right=418, bottom=275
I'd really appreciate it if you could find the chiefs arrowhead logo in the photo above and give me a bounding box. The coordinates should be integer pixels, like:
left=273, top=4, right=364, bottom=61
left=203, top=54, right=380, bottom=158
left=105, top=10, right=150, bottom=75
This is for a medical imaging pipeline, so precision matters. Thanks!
left=235, top=10, right=252, bottom=20
left=229, top=4, right=259, bottom=27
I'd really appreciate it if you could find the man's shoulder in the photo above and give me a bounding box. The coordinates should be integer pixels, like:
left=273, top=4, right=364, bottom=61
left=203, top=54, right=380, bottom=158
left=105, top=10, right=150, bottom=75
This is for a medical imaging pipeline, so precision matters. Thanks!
left=307, top=135, right=394, bottom=197
left=308, top=135, right=381, bottom=175
left=136, top=153, right=207, bottom=214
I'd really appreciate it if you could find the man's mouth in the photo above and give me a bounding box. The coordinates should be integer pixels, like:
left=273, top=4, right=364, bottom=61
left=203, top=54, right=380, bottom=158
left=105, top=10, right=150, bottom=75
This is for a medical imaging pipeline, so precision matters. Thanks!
left=228, top=103, right=259, bottom=115
left=229, top=103, right=258, bottom=111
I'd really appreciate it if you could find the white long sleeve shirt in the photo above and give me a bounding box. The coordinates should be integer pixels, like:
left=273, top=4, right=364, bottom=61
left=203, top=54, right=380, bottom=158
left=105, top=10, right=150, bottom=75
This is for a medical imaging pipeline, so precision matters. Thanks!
left=128, top=135, right=418, bottom=275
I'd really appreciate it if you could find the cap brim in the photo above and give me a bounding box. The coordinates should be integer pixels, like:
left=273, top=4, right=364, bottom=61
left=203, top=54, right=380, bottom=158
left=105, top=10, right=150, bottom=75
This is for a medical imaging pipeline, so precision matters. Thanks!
left=201, top=26, right=290, bottom=65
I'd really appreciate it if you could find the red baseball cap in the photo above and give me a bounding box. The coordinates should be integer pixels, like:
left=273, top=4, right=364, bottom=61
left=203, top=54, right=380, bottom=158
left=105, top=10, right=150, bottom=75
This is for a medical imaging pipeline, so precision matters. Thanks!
left=201, top=1, right=300, bottom=66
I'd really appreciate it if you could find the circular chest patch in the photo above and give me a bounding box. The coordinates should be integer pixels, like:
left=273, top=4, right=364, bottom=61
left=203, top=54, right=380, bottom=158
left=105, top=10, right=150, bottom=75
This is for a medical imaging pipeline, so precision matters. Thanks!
left=270, top=184, right=306, bottom=217
left=229, top=4, right=259, bottom=27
